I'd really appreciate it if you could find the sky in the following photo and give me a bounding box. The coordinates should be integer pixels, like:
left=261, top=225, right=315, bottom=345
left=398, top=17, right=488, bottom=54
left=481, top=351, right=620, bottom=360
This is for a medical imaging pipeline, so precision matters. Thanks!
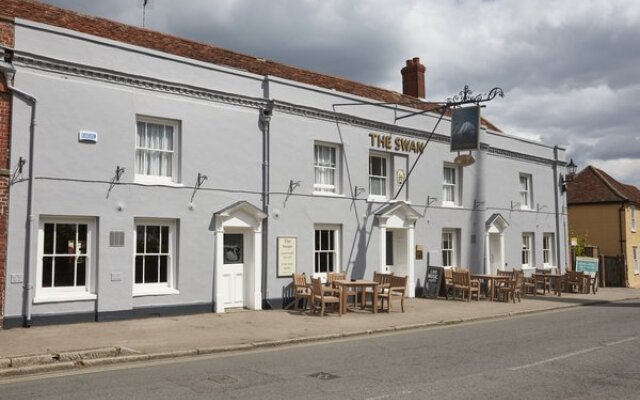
left=38, top=0, right=640, bottom=187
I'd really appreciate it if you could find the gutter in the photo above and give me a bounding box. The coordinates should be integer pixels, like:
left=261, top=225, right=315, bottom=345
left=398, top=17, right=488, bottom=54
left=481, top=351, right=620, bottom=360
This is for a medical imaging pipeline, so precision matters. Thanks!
left=0, top=56, right=37, bottom=327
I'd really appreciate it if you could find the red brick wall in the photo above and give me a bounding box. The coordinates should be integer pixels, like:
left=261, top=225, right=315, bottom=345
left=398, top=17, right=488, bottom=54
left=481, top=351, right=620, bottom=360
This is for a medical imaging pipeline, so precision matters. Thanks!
left=0, top=17, right=15, bottom=326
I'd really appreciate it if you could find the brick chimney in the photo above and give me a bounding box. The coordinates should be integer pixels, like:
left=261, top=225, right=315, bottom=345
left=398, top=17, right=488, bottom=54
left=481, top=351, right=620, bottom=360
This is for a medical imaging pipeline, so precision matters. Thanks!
left=401, top=57, right=426, bottom=99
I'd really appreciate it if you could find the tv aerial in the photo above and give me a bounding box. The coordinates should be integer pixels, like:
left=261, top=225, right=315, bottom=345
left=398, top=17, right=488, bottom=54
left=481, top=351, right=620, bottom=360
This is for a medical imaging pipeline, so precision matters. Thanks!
left=137, top=0, right=154, bottom=28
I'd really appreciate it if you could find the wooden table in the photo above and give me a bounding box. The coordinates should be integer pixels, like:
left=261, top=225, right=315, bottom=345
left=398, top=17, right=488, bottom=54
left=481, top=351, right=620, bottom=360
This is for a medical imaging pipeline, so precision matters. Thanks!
left=533, top=273, right=563, bottom=296
left=335, top=280, right=379, bottom=314
left=471, top=274, right=510, bottom=301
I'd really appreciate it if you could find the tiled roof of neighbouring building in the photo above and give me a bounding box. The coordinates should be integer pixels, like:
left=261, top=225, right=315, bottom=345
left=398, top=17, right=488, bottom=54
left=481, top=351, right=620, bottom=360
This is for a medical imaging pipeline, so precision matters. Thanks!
left=567, top=165, right=640, bottom=205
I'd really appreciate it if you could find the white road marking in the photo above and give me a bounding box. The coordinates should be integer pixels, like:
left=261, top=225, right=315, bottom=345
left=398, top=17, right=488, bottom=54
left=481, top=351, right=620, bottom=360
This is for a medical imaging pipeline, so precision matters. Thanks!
left=509, top=336, right=637, bottom=371
left=365, top=390, right=412, bottom=400
left=604, top=336, right=637, bottom=346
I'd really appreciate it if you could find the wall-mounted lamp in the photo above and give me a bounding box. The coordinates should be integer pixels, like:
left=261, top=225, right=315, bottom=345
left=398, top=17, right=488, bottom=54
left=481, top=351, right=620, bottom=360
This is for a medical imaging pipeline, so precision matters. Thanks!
left=560, top=158, right=578, bottom=193
left=107, top=165, right=126, bottom=198
left=288, top=180, right=301, bottom=194
left=10, top=156, right=27, bottom=185
left=190, top=172, right=208, bottom=203
left=354, top=186, right=366, bottom=197
left=426, top=196, right=438, bottom=207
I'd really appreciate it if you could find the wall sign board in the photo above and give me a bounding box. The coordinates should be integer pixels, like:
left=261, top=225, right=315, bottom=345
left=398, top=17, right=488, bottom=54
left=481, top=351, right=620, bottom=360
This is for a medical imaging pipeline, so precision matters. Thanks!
left=277, top=236, right=297, bottom=277
left=576, top=256, right=598, bottom=277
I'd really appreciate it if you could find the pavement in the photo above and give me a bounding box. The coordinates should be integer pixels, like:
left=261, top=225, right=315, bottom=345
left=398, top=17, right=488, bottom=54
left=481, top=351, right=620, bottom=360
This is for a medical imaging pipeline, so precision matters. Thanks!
left=1, top=287, right=639, bottom=378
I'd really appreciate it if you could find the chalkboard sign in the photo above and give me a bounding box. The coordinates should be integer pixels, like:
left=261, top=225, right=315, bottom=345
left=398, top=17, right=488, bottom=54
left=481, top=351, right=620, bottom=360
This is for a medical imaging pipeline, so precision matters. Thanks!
left=424, top=266, right=444, bottom=299
left=576, top=256, right=598, bottom=277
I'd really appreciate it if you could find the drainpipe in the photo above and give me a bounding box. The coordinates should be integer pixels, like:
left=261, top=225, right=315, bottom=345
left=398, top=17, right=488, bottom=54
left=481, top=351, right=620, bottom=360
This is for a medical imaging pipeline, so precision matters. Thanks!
left=619, top=203, right=628, bottom=286
left=552, top=146, right=563, bottom=272
left=259, top=96, right=273, bottom=308
left=0, top=59, right=37, bottom=327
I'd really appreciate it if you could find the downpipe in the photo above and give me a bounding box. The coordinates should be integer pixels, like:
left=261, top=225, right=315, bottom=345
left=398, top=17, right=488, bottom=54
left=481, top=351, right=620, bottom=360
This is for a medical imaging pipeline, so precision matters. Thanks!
left=0, top=58, right=38, bottom=327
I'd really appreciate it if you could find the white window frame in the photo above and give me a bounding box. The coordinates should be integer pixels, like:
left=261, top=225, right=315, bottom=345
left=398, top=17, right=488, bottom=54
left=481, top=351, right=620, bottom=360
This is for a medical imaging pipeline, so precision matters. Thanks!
left=35, top=217, right=97, bottom=303
left=313, top=225, right=341, bottom=280
left=633, top=246, right=639, bottom=275
left=522, top=233, right=534, bottom=268
left=543, top=233, right=555, bottom=267
left=631, top=205, right=637, bottom=233
left=369, top=152, right=389, bottom=200
left=135, top=116, right=181, bottom=185
left=133, top=218, right=179, bottom=296
left=519, top=173, right=533, bottom=209
left=442, top=164, right=461, bottom=207
left=314, top=142, right=341, bottom=194
left=441, top=229, right=458, bottom=268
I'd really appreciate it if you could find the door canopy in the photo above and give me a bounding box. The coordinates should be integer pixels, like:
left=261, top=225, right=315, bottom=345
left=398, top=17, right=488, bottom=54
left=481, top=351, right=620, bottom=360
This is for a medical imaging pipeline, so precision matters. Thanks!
left=485, top=213, right=509, bottom=234
left=375, top=201, right=421, bottom=229
left=213, top=201, right=267, bottom=231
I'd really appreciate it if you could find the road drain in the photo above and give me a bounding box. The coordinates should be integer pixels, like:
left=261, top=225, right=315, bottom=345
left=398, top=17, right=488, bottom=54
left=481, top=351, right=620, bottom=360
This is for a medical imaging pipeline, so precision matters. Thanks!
left=308, top=372, right=339, bottom=380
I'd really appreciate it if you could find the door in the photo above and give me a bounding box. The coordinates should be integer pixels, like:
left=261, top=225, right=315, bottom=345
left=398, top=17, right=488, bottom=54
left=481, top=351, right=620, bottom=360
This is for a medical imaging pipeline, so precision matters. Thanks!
left=385, top=229, right=408, bottom=276
left=489, top=233, right=502, bottom=274
left=221, top=233, right=244, bottom=308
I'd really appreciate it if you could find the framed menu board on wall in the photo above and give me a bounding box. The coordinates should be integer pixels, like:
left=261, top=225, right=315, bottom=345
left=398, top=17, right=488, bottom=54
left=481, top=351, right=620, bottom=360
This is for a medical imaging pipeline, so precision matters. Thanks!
left=277, top=236, right=297, bottom=277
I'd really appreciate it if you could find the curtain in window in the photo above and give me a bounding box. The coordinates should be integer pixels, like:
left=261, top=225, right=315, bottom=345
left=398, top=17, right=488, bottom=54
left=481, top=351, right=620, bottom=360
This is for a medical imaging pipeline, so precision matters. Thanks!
left=314, top=145, right=336, bottom=191
left=136, top=122, right=174, bottom=177
left=443, top=167, right=455, bottom=202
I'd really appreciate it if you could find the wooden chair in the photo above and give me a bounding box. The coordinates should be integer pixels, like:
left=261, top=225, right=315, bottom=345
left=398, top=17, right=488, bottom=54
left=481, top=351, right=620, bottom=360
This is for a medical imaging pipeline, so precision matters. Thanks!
left=534, top=268, right=551, bottom=294
left=287, top=273, right=311, bottom=311
left=522, top=271, right=537, bottom=296
left=443, top=268, right=454, bottom=299
left=583, top=272, right=598, bottom=294
left=310, top=277, right=342, bottom=317
left=497, top=270, right=524, bottom=303
left=451, top=270, right=480, bottom=302
left=565, top=271, right=585, bottom=293
left=366, top=271, right=393, bottom=303
left=378, top=275, right=407, bottom=312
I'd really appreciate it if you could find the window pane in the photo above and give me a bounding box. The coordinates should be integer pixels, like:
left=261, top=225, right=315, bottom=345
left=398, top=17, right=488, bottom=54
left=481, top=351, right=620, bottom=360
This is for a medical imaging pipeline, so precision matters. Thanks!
left=161, top=226, right=169, bottom=253
left=43, top=256, right=53, bottom=287
left=164, top=126, right=174, bottom=150
left=78, top=224, right=87, bottom=254
left=136, top=122, right=145, bottom=147
left=315, top=230, right=320, bottom=251
left=55, top=224, right=76, bottom=254
left=370, top=177, right=382, bottom=195
left=76, top=256, right=86, bottom=286
left=54, top=256, right=76, bottom=287
left=44, top=224, right=54, bottom=254
left=223, top=233, right=244, bottom=264
left=144, top=255, right=159, bottom=283
left=318, top=253, right=328, bottom=273
left=135, top=256, right=144, bottom=284
left=146, top=226, right=160, bottom=253
left=136, top=226, right=145, bottom=253
left=159, top=256, right=168, bottom=283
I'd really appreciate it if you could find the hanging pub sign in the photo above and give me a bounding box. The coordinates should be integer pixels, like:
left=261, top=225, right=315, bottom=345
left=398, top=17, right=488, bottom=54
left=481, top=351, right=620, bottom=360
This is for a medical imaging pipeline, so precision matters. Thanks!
left=450, top=105, right=481, bottom=152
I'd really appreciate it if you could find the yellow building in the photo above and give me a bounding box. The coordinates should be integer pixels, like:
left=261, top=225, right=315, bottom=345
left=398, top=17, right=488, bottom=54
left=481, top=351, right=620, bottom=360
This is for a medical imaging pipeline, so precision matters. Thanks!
left=567, top=166, right=640, bottom=288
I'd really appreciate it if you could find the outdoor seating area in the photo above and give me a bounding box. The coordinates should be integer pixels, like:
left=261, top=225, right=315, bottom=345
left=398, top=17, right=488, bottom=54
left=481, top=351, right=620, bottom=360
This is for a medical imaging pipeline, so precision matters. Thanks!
left=437, top=266, right=600, bottom=303
left=286, top=265, right=600, bottom=317
left=286, top=271, right=408, bottom=317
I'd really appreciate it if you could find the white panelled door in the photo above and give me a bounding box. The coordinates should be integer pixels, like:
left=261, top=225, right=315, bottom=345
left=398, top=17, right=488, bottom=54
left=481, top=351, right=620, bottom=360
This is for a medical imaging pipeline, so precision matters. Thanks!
left=222, top=233, right=244, bottom=308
